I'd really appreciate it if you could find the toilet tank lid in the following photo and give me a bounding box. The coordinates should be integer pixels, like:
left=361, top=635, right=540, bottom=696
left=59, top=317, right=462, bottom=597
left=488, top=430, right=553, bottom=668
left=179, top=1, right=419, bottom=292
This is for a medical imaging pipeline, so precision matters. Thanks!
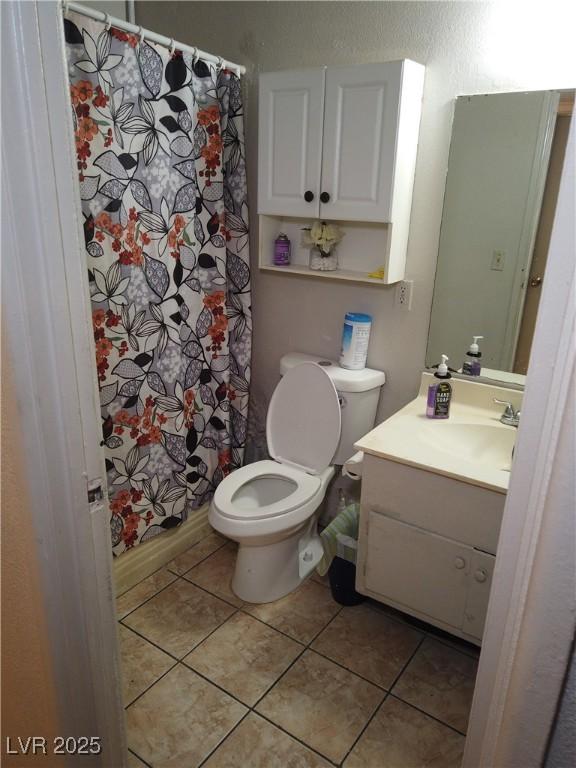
left=280, top=353, right=385, bottom=393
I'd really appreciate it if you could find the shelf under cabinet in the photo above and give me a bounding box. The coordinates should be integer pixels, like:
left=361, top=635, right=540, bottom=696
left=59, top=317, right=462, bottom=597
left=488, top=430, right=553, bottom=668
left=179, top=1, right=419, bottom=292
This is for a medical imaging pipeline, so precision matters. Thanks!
left=259, top=263, right=389, bottom=286
left=258, top=214, right=399, bottom=285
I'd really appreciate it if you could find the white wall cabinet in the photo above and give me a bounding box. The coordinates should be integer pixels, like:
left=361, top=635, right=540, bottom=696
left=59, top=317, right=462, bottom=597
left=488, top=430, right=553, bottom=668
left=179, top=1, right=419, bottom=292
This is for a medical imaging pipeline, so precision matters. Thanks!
left=258, top=60, right=425, bottom=283
left=258, top=69, right=325, bottom=218
left=356, top=454, right=502, bottom=644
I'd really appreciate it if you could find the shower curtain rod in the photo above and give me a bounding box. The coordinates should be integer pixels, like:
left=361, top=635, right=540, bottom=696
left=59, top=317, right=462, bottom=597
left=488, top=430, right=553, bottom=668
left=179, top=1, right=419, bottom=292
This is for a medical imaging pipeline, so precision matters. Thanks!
left=62, top=1, right=246, bottom=76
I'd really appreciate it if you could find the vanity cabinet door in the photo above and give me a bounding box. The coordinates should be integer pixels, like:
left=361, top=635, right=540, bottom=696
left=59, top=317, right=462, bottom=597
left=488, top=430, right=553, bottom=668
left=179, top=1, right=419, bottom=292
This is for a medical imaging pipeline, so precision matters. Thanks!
left=364, top=510, right=471, bottom=629
left=462, top=550, right=495, bottom=640
left=258, top=69, right=325, bottom=217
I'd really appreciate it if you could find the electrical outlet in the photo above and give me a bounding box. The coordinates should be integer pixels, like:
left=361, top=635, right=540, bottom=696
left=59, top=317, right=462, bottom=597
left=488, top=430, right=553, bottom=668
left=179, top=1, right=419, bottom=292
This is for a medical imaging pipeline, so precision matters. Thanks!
left=396, top=279, right=413, bottom=310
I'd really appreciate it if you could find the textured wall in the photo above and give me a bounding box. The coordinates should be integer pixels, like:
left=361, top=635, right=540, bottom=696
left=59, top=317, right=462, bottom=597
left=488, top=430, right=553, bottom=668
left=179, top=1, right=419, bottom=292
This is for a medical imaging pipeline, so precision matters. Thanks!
left=1, top=340, right=63, bottom=766
left=545, top=640, right=576, bottom=767
left=136, top=0, right=575, bottom=422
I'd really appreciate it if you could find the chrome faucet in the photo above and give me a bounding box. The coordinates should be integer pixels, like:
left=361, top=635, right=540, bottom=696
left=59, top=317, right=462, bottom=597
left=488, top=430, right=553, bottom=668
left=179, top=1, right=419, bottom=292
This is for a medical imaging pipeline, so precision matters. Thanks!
left=493, top=398, right=521, bottom=427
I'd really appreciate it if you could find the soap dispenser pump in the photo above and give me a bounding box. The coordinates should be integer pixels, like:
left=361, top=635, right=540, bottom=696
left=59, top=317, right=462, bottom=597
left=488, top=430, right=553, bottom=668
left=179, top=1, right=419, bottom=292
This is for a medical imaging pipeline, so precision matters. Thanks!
left=463, top=336, right=484, bottom=376
left=427, top=355, right=452, bottom=419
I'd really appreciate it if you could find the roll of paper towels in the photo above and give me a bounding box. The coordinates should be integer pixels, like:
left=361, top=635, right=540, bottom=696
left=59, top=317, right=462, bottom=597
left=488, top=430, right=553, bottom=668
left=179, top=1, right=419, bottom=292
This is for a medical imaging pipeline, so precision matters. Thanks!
left=342, top=451, right=364, bottom=480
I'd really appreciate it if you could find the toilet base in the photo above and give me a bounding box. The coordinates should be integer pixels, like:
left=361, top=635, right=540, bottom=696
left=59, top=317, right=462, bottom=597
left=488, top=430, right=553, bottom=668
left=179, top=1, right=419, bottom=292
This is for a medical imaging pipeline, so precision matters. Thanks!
left=232, top=523, right=322, bottom=603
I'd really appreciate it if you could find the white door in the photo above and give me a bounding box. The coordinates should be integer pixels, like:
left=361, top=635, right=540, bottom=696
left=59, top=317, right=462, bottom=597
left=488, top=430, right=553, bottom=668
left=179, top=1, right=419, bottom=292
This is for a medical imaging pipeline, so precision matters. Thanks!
left=462, top=550, right=495, bottom=640
left=3, top=2, right=126, bottom=763
left=258, top=68, right=325, bottom=216
left=365, top=511, right=471, bottom=629
left=319, top=62, right=402, bottom=222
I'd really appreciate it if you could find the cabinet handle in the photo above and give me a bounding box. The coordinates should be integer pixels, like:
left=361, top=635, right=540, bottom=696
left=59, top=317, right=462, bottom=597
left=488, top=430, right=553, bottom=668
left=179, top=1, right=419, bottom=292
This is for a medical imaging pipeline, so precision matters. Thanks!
left=454, top=557, right=466, bottom=570
left=474, top=569, right=488, bottom=583
left=304, top=190, right=314, bottom=202
left=320, top=191, right=330, bottom=203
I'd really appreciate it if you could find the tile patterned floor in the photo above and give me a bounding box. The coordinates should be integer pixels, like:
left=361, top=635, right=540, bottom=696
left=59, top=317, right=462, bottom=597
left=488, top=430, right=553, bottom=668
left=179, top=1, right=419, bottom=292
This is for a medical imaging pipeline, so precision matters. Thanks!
left=117, top=530, right=479, bottom=767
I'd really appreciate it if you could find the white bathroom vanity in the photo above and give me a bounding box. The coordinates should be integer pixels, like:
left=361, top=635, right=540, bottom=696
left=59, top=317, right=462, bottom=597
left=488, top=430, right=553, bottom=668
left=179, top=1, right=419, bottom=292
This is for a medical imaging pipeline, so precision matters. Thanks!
left=355, top=373, right=522, bottom=644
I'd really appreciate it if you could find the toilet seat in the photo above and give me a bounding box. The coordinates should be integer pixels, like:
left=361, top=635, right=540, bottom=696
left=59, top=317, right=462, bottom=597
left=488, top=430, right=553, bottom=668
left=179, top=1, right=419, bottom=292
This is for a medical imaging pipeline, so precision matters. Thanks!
left=267, top=362, right=341, bottom=474
left=213, top=460, right=321, bottom=521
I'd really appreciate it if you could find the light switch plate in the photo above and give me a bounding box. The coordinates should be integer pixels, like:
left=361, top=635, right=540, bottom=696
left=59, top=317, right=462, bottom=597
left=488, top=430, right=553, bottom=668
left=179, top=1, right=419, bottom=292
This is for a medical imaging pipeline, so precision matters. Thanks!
left=491, top=250, right=506, bottom=271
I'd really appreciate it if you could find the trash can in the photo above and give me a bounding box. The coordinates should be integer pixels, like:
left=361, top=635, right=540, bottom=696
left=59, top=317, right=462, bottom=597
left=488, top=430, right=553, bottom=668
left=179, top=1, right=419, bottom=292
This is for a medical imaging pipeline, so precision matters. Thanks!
left=328, top=556, right=364, bottom=606
left=317, top=500, right=364, bottom=606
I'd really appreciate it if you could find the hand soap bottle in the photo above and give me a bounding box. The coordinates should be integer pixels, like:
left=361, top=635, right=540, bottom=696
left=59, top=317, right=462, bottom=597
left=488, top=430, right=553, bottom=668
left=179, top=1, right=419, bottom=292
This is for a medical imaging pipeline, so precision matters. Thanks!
left=462, top=336, right=484, bottom=376
left=427, top=355, right=452, bottom=419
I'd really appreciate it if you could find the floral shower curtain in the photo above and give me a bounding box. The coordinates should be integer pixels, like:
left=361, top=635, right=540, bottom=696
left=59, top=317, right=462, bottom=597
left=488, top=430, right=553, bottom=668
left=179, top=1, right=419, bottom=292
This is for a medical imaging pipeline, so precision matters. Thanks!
left=65, top=12, right=251, bottom=555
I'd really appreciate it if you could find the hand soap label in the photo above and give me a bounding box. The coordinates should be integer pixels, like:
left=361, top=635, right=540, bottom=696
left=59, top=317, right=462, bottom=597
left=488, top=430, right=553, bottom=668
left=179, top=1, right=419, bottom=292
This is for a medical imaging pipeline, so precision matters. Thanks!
left=427, top=381, right=452, bottom=419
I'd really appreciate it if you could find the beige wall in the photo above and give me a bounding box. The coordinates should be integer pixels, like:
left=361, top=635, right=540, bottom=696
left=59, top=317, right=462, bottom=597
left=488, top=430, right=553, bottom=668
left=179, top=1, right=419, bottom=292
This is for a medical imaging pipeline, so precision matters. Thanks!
left=136, top=0, right=575, bottom=422
left=1, top=340, right=63, bottom=766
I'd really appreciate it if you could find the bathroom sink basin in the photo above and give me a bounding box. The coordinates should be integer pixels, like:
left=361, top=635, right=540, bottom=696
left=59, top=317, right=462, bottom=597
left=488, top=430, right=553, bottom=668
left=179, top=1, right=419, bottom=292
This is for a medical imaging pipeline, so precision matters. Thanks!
left=419, top=422, right=516, bottom=470
left=355, top=372, right=523, bottom=492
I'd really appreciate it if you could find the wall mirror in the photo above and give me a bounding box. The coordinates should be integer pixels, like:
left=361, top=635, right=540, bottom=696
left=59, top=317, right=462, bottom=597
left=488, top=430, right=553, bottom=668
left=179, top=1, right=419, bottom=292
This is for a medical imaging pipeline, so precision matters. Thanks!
left=427, top=88, right=573, bottom=386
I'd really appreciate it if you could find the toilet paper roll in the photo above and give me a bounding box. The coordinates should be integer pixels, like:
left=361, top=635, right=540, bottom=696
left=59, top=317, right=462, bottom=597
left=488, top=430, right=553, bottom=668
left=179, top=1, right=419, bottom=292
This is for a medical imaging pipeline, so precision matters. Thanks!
left=342, top=451, right=364, bottom=480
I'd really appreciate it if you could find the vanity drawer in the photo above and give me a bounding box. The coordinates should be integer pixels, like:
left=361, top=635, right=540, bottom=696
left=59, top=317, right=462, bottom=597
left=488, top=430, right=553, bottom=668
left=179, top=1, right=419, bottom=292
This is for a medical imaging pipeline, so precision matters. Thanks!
left=361, top=453, right=504, bottom=554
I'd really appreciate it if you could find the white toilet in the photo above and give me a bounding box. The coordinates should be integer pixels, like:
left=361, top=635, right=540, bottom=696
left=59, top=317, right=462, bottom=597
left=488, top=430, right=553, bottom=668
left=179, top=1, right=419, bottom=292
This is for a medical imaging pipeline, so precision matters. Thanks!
left=209, top=353, right=385, bottom=603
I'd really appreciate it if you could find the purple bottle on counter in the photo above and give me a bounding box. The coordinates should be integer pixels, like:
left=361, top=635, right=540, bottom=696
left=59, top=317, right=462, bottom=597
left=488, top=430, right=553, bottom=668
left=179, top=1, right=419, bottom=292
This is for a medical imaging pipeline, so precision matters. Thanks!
left=274, top=233, right=291, bottom=266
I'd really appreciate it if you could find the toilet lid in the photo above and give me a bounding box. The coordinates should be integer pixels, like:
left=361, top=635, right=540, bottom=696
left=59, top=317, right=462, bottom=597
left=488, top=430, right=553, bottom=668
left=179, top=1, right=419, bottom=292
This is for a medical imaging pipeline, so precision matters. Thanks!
left=267, top=362, right=341, bottom=474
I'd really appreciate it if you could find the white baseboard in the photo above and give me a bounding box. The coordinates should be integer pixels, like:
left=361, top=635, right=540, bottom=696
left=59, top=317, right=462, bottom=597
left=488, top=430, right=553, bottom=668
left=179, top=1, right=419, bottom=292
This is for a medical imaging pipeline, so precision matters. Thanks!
left=113, top=504, right=211, bottom=595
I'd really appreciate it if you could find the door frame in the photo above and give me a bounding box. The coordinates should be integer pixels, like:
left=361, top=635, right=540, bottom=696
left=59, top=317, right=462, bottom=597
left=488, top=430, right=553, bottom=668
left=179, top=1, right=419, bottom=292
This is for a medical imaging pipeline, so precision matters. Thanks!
left=501, top=90, right=559, bottom=370
left=463, top=113, right=575, bottom=767
left=2, top=2, right=574, bottom=766
left=2, top=1, right=126, bottom=764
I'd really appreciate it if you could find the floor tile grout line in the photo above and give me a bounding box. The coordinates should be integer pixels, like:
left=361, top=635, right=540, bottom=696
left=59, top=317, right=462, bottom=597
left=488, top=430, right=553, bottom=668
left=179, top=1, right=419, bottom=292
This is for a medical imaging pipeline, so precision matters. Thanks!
left=338, top=691, right=391, bottom=767
left=121, top=609, right=241, bottom=692
left=305, top=646, right=392, bottom=694
left=387, top=691, right=469, bottom=738
left=128, top=747, right=153, bottom=768
left=179, top=569, right=245, bottom=609
left=117, top=532, right=230, bottom=619
left=117, top=526, right=217, bottom=594
left=238, top=608, right=310, bottom=647
left=116, top=573, right=180, bottom=622
left=166, top=537, right=229, bottom=578
left=124, top=658, right=179, bottom=711
left=119, top=622, right=181, bottom=664
left=249, top=641, right=310, bottom=711
left=253, top=710, right=340, bottom=767
left=122, top=571, right=241, bottom=628
left=336, top=633, right=429, bottom=766
left=388, top=633, right=427, bottom=691
left=182, top=597, right=344, bottom=713
left=423, top=629, right=481, bottom=660
left=176, top=659, right=254, bottom=711
left=247, top=602, right=345, bottom=709
left=196, top=709, right=253, bottom=768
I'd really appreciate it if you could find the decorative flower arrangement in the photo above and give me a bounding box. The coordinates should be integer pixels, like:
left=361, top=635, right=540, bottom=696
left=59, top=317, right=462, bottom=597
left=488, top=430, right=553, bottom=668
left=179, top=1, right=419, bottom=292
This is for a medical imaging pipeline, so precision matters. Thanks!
left=301, top=221, right=344, bottom=255
left=302, top=221, right=344, bottom=271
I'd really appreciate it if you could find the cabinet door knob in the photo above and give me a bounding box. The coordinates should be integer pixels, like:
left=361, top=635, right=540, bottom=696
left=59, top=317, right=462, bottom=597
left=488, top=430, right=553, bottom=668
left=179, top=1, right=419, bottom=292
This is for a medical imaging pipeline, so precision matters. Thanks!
left=454, top=557, right=466, bottom=570
left=304, top=190, right=314, bottom=202
left=320, top=191, right=330, bottom=203
left=474, top=569, right=488, bottom=583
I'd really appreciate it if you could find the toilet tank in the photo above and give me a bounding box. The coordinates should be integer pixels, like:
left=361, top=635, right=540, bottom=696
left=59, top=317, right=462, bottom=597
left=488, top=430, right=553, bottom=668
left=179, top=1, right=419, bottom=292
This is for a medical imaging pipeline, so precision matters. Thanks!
left=279, top=353, right=385, bottom=465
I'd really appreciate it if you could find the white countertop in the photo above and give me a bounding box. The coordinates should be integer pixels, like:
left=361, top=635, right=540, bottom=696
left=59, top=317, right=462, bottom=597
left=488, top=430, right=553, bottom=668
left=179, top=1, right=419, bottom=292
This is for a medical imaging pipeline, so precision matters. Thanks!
left=355, top=373, right=522, bottom=494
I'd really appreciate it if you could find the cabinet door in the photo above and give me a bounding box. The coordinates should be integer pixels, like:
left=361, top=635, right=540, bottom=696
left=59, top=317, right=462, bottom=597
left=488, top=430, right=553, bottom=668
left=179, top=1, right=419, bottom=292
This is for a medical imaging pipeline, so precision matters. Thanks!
left=319, top=62, right=403, bottom=222
left=365, top=510, right=471, bottom=629
left=463, top=550, right=495, bottom=641
left=258, top=69, right=325, bottom=217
